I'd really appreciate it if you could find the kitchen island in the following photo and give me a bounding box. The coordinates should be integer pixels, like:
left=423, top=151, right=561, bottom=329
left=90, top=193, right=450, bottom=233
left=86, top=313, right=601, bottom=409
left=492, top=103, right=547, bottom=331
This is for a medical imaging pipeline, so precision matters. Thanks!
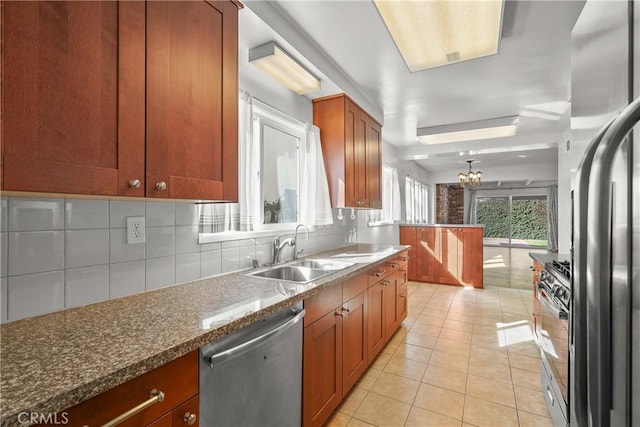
left=0, top=244, right=408, bottom=427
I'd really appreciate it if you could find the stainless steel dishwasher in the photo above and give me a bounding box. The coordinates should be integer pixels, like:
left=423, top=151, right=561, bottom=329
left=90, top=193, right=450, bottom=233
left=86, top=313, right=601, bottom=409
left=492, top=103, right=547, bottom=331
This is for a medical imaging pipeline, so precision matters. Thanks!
left=199, top=302, right=305, bottom=427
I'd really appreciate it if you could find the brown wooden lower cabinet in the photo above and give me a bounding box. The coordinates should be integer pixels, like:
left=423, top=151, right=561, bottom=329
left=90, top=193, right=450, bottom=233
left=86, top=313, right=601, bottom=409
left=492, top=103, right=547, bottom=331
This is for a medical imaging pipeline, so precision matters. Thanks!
left=303, top=259, right=408, bottom=427
left=400, top=225, right=484, bottom=288
left=42, top=351, right=199, bottom=427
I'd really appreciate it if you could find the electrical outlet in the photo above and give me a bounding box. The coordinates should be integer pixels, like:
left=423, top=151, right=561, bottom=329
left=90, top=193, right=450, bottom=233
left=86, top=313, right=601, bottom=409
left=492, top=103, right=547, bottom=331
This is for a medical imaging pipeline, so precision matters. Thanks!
left=126, top=216, right=145, bottom=244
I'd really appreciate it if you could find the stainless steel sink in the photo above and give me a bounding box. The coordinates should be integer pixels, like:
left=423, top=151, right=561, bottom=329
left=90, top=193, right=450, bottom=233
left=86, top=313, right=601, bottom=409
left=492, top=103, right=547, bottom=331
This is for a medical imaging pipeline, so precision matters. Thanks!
left=290, top=259, right=355, bottom=270
left=248, top=266, right=330, bottom=283
left=247, top=259, right=355, bottom=283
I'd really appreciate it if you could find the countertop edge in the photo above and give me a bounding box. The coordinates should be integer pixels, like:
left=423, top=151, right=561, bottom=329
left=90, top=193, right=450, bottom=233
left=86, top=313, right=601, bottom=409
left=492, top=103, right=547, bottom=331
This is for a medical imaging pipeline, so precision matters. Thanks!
left=0, top=245, right=410, bottom=426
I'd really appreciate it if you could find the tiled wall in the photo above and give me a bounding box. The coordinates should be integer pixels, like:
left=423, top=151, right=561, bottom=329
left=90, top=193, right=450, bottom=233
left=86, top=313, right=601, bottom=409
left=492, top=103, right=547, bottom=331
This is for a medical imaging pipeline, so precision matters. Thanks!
left=0, top=196, right=357, bottom=323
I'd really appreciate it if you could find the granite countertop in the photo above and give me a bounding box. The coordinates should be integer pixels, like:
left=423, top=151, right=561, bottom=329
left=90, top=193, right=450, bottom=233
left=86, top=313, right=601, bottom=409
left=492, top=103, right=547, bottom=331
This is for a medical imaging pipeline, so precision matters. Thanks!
left=398, top=223, right=485, bottom=228
left=0, top=244, right=409, bottom=427
left=528, top=251, right=571, bottom=265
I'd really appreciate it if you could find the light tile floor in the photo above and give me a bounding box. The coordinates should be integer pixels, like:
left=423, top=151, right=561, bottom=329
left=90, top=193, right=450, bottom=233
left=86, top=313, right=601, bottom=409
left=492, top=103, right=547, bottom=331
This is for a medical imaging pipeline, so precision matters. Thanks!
left=483, top=247, right=547, bottom=290
left=326, top=281, right=553, bottom=427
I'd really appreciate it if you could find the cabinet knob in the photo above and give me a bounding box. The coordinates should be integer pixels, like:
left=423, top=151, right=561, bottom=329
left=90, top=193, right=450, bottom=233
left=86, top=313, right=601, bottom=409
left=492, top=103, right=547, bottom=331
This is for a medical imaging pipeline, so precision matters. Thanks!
left=128, top=179, right=141, bottom=189
left=183, top=412, right=197, bottom=425
left=155, top=181, right=167, bottom=191
left=341, top=306, right=350, bottom=313
left=334, top=311, right=344, bottom=317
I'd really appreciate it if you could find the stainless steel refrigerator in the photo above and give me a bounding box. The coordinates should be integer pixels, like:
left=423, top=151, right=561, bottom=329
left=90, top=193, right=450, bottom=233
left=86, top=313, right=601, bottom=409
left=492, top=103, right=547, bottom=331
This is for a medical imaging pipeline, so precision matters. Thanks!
left=571, top=0, right=639, bottom=426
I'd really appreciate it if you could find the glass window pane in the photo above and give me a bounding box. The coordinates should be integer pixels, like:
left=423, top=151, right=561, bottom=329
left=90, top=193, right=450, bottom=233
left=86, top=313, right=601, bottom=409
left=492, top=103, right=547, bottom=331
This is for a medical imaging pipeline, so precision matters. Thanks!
left=510, top=196, right=548, bottom=248
left=262, top=124, right=299, bottom=224
left=476, top=197, right=510, bottom=246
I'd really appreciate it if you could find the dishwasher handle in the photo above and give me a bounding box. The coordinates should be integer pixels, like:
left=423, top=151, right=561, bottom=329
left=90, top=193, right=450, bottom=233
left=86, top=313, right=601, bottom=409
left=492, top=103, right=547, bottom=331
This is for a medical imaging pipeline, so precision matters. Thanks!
left=206, top=308, right=305, bottom=367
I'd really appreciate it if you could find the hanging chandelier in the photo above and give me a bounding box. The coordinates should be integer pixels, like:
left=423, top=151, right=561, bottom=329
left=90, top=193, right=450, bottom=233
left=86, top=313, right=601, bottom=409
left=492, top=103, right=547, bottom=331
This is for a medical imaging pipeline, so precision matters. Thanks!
left=458, top=160, right=482, bottom=187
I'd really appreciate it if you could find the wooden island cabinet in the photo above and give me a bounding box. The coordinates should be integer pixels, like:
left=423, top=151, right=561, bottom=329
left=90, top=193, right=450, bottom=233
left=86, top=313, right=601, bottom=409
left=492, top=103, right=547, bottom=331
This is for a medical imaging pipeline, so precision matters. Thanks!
left=2, top=0, right=239, bottom=201
left=399, top=225, right=484, bottom=288
left=303, top=251, right=408, bottom=427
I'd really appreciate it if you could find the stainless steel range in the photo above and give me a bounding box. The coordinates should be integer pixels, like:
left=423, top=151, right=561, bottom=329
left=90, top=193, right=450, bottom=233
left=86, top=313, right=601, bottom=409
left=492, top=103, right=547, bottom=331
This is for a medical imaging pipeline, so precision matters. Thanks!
left=536, top=260, right=570, bottom=426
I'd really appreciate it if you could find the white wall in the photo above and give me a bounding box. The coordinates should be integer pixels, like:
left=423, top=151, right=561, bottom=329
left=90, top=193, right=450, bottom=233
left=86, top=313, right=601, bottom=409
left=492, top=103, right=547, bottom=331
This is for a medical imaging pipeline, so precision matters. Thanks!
left=357, top=143, right=432, bottom=245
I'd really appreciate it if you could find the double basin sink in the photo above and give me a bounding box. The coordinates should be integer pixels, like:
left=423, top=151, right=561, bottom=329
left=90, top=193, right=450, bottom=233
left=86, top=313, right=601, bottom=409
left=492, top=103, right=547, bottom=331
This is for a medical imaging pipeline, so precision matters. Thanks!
left=247, top=259, right=355, bottom=284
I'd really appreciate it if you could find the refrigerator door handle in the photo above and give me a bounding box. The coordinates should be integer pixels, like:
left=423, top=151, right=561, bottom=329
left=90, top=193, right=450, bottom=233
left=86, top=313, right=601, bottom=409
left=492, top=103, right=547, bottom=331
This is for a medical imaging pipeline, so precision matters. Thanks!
left=571, top=115, right=616, bottom=427
left=587, top=96, right=640, bottom=427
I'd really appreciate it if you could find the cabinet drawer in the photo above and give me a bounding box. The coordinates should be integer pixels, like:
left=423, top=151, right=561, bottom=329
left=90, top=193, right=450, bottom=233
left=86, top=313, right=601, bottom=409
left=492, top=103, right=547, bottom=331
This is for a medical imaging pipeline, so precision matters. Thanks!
left=343, top=273, right=367, bottom=302
left=58, top=351, right=198, bottom=427
left=367, top=265, right=391, bottom=286
left=304, top=284, right=342, bottom=326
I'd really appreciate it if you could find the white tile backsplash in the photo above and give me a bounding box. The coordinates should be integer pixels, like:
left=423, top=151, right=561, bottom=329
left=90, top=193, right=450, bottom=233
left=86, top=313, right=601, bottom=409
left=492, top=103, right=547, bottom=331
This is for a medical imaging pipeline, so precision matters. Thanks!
left=64, top=265, right=109, bottom=308
left=176, top=253, right=200, bottom=283
left=1, top=233, right=7, bottom=277
left=9, top=231, right=64, bottom=276
left=146, top=256, right=175, bottom=290
left=201, top=250, right=221, bottom=278
left=109, top=201, right=145, bottom=228
left=1, top=277, right=7, bottom=322
left=175, top=202, right=199, bottom=225
left=110, top=229, right=145, bottom=263
left=2, top=196, right=357, bottom=322
left=1, top=197, right=8, bottom=232
left=146, top=201, right=175, bottom=226
left=110, top=260, right=145, bottom=298
left=175, top=225, right=200, bottom=255
left=220, top=247, right=240, bottom=273
left=9, top=198, right=64, bottom=231
left=146, top=226, right=175, bottom=258
left=65, top=200, right=109, bottom=229
left=65, top=229, right=109, bottom=269
left=8, top=270, right=64, bottom=321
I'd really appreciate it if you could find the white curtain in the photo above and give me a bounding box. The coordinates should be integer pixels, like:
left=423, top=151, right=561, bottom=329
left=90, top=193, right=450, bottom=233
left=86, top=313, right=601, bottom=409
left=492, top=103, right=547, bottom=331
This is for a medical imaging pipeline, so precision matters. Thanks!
left=392, top=168, right=401, bottom=221
left=547, top=185, right=558, bottom=250
left=300, top=124, right=333, bottom=226
left=239, top=89, right=261, bottom=231
left=467, top=188, right=478, bottom=224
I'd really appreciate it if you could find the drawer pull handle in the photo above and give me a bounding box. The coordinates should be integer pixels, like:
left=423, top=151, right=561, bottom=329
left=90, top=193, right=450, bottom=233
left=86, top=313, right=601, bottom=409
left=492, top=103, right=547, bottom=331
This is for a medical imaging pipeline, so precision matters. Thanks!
left=183, top=412, right=197, bottom=425
left=400, top=257, right=408, bottom=262
left=373, top=269, right=386, bottom=277
left=155, top=181, right=167, bottom=191
left=341, top=307, right=350, bottom=313
left=399, top=295, right=408, bottom=299
left=334, top=311, right=344, bottom=317
left=102, top=389, right=165, bottom=427
left=382, top=280, right=391, bottom=286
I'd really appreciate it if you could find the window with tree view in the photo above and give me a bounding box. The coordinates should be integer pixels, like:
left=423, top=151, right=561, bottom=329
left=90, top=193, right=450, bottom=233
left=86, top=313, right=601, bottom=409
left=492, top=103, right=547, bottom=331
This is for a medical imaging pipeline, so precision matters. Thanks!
left=476, top=195, right=547, bottom=248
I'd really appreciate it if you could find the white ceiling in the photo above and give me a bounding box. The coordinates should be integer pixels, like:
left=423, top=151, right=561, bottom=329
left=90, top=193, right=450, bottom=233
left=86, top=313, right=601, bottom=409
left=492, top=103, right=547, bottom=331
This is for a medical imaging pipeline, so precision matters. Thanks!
left=241, top=1, right=585, bottom=175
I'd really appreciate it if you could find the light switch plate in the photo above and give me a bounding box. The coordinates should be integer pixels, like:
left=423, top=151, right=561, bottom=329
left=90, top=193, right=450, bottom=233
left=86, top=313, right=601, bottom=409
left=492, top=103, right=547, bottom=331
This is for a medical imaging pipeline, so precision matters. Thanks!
left=126, top=216, right=145, bottom=244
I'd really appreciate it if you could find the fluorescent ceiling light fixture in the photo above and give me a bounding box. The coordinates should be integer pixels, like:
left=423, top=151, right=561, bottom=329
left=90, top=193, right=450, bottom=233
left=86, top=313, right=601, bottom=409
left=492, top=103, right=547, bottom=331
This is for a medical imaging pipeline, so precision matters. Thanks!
left=417, top=116, right=519, bottom=145
left=374, top=0, right=504, bottom=72
left=249, top=42, right=321, bottom=95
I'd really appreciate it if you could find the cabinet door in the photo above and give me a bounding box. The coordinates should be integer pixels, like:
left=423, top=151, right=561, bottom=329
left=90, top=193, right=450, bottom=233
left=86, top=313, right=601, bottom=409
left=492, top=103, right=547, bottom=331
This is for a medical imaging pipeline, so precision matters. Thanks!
left=384, top=275, right=399, bottom=338
left=532, top=260, right=543, bottom=339
left=171, top=395, right=199, bottom=427
left=400, top=227, right=418, bottom=281
left=303, top=311, right=343, bottom=427
left=366, top=282, right=386, bottom=363
left=397, top=276, right=408, bottom=325
left=459, top=228, right=484, bottom=288
left=342, top=292, right=367, bottom=395
left=146, top=1, right=238, bottom=200
left=435, top=228, right=459, bottom=285
left=366, top=119, right=382, bottom=209
left=418, top=227, right=436, bottom=283
left=2, top=1, right=145, bottom=196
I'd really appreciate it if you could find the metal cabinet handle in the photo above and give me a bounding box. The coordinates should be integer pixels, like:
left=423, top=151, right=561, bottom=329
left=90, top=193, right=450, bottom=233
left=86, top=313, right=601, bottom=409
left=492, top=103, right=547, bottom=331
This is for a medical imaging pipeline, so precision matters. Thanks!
left=334, top=310, right=344, bottom=317
left=341, top=307, right=350, bottom=313
left=528, top=265, right=536, bottom=271
left=128, top=179, right=141, bottom=189
left=399, top=295, right=407, bottom=299
left=183, top=412, right=197, bottom=425
left=101, top=389, right=165, bottom=427
left=155, top=181, right=167, bottom=191
left=382, top=280, right=391, bottom=286
left=373, top=269, right=386, bottom=277
left=399, top=257, right=408, bottom=262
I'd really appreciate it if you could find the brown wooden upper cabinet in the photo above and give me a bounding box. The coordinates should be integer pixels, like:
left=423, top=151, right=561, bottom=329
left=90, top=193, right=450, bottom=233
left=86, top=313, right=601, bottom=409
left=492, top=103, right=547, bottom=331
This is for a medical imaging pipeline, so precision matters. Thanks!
left=312, top=94, right=382, bottom=209
left=2, top=1, right=239, bottom=201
